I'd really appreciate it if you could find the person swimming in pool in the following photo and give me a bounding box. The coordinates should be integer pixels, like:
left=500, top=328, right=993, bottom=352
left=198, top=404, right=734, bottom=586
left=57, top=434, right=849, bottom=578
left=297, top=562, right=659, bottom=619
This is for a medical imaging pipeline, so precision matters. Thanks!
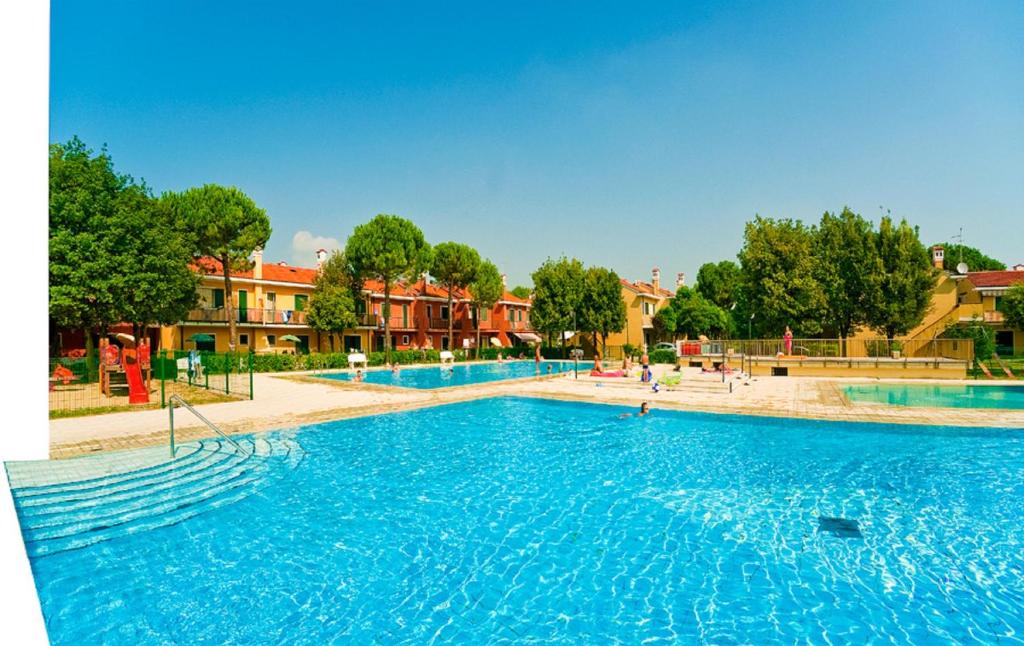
left=619, top=402, right=650, bottom=418
left=353, top=369, right=364, bottom=383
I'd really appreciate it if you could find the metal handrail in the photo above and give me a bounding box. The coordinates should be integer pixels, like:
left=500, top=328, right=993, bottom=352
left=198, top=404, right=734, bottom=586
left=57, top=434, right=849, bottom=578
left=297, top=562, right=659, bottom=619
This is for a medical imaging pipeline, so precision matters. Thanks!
left=167, top=394, right=251, bottom=458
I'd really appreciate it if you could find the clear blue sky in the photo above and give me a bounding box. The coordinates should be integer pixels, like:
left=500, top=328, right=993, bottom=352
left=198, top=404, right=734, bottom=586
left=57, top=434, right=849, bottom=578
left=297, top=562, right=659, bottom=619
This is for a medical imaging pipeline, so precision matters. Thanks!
left=51, top=1, right=1024, bottom=286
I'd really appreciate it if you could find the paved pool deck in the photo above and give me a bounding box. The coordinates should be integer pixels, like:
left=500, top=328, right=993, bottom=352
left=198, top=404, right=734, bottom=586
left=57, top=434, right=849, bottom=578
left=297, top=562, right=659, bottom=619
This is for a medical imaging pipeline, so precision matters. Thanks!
left=46, top=363, right=1024, bottom=458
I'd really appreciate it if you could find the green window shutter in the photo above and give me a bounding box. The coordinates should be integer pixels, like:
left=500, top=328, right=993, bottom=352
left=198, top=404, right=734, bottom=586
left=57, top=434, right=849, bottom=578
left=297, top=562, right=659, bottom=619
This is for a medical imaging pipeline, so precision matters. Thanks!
left=213, top=289, right=224, bottom=308
left=295, top=295, right=308, bottom=311
left=238, top=290, right=248, bottom=322
left=402, top=304, right=409, bottom=327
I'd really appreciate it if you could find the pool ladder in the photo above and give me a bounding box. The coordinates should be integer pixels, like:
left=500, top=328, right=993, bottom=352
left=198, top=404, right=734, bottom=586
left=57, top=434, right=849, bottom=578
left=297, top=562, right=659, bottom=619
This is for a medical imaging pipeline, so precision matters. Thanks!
left=167, top=394, right=251, bottom=459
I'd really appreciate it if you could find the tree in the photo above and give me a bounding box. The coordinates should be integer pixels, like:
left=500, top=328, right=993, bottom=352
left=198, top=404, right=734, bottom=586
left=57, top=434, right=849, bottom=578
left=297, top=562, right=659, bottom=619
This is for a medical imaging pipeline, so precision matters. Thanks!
left=430, top=241, right=481, bottom=354
left=306, top=251, right=358, bottom=352
left=1002, top=284, right=1024, bottom=332
left=867, top=216, right=938, bottom=341
left=49, top=137, right=198, bottom=357
left=934, top=243, right=1005, bottom=272
left=737, top=216, right=825, bottom=337
left=170, top=184, right=272, bottom=352
left=695, top=260, right=742, bottom=309
left=49, top=138, right=128, bottom=355
left=652, top=306, right=678, bottom=342
left=510, top=285, right=532, bottom=299
left=941, top=318, right=994, bottom=368
left=345, top=214, right=431, bottom=362
left=578, top=266, right=627, bottom=356
left=469, top=260, right=504, bottom=357
left=670, top=287, right=732, bottom=339
left=115, top=189, right=200, bottom=341
left=814, top=208, right=883, bottom=353
left=530, top=257, right=585, bottom=355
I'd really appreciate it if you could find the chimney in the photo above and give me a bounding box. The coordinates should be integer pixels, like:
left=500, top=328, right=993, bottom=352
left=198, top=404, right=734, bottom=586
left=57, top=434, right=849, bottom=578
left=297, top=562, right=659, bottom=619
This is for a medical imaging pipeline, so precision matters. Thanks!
left=252, top=246, right=263, bottom=281
left=501, top=273, right=507, bottom=290
left=651, top=267, right=660, bottom=292
left=315, top=248, right=328, bottom=269
left=1013, top=263, right=1024, bottom=272
left=931, top=245, right=945, bottom=270
left=676, top=272, right=685, bottom=288
left=278, top=260, right=287, bottom=266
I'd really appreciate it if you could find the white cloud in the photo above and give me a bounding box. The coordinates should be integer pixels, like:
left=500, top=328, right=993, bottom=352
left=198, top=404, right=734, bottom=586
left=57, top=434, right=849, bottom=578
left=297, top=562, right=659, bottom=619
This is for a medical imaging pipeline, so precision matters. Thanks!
left=290, top=230, right=341, bottom=266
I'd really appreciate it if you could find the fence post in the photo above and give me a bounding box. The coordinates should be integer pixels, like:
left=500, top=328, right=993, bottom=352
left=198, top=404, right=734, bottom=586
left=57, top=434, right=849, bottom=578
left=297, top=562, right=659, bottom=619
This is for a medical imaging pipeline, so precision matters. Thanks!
left=160, top=349, right=167, bottom=408
left=248, top=351, right=254, bottom=399
left=225, top=352, right=230, bottom=395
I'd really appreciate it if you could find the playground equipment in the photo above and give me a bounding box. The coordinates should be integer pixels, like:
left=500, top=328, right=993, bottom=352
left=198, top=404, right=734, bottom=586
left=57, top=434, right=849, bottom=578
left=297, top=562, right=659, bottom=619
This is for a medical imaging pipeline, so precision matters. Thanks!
left=439, top=350, right=455, bottom=366
left=99, top=336, right=151, bottom=404
left=347, top=352, right=368, bottom=370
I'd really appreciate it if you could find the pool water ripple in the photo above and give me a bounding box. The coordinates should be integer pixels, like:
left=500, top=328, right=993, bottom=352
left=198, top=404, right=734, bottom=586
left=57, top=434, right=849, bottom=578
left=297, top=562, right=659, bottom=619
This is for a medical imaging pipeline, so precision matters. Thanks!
left=11, top=397, right=1024, bottom=644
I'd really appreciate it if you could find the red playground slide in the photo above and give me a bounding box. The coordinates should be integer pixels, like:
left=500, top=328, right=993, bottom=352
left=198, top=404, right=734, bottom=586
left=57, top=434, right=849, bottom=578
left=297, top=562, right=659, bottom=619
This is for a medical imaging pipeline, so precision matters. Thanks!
left=124, top=349, right=150, bottom=404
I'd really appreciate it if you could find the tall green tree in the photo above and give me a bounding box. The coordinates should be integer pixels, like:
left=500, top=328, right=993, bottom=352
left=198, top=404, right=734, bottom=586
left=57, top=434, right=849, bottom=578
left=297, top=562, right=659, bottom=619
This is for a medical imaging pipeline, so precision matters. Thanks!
left=737, top=216, right=825, bottom=337
left=578, top=266, right=627, bottom=356
left=431, top=241, right=481, bottom=353
left=814, top=208, right=883, bottom=352
left=695, top=260, right=742, bottom=309
left=867, top=216, right=938, bottom=341
left=652, top=306, right=678, bottom=341
left=468, top=259, right=504, bottom=357
left=345, top=214, right=432, bottom=362
left=49, top=138, right=128, bottom=353
left=168, top=184, right=272, bottom=352
left=49, top=137, right=198, bottom=355
left=530, top=257, right=585, bottom=354
left=934, top=242, right=1006, bottom=272
left=1002, top=284, right=1024, bottom=332
left=669, top=286, right=732, bottom=339
left=306, top=251, right=358, bottom=352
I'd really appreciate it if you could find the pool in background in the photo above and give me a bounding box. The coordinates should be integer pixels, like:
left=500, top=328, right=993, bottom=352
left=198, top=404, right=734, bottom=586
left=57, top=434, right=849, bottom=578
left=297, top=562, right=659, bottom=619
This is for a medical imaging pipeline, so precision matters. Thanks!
left=319, top=359, right=576, bottom=389
left=9, top=397, right=1024, bottom=643
left=843, top=383, right=1024, bottom=409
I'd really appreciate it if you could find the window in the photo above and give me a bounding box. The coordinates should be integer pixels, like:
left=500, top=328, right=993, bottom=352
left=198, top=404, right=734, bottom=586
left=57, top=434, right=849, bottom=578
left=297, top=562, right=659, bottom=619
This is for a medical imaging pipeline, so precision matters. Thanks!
left=239, top=334, right=249, bottom=345
left=441, top=305, right=449, bottom=320
left=517, top=310, right=522, bottom=321
left=427, top=304, right=433, bottom=319
left=401, top=335, right=409, bottom=345
left=995, top=297, right=1004, bottom=312
left=481, top=309, right=488, bottom=321
left=344, top=335, right=361, bottom=351
left=213, top=288, right=225, bottom=308
left=508, top=309, right=515, bottom=322
left=402, top=304, right=409, bottom=327
left=266, top=292, right=276, bottom=306
left=267, top=335, right=276, bottom=346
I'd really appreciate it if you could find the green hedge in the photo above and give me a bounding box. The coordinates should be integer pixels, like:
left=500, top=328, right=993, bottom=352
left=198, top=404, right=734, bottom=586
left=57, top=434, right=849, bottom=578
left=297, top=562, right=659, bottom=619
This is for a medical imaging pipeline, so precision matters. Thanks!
left=648, top=349, right=677, bottom=364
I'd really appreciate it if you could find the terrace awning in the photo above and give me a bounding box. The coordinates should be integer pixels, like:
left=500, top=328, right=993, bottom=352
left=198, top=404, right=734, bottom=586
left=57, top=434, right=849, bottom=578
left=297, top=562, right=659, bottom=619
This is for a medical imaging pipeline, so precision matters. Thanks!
left=513, top=332, right=542, bottom=343
left=490, top=337, right=504, bottom=347
left=280, top=334, right=302, bottom=342
left=188, top=333, right=215, bottom=342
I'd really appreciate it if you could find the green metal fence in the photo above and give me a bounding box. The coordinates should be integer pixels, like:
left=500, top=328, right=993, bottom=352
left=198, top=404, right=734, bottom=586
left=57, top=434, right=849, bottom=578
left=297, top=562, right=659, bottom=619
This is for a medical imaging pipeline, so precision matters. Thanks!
left=49, top=350, right=253, bottom=418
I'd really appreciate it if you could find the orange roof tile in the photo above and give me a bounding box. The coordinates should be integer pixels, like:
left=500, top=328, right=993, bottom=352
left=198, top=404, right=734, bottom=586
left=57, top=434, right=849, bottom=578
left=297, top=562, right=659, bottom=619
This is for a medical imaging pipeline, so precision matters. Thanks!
left=968, top=270, right=1024, bottom=288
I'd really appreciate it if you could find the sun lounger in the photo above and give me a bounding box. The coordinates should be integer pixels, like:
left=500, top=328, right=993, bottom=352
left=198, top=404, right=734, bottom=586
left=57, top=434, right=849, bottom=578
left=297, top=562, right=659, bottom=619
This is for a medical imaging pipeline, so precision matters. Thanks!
left=992, top=353, right=1016, bottom=379
left=977, top=360, right=995, bottom=379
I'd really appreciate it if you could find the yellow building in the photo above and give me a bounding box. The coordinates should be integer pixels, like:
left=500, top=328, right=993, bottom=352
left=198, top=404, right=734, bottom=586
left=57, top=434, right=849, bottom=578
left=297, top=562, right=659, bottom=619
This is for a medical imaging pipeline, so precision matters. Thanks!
left=160, top=248, right=375, bottom=355
left=603, top=268, right=679, bottom=350
left=902, top=246, right=1024, bottom=355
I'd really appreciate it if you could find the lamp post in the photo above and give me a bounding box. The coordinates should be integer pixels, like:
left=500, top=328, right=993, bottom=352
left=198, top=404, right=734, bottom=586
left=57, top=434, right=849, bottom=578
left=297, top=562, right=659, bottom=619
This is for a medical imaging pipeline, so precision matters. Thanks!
left=748, top=312, right=755, bottom=340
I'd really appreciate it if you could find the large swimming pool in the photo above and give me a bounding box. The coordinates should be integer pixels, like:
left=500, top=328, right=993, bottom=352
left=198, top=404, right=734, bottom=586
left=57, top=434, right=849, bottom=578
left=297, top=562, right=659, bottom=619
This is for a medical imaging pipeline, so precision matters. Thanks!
left=319, top=359, right=576, bottom=389
left=844, top=383, right=1024, bottom=409
left=9, top=397, right=1024, bottom=643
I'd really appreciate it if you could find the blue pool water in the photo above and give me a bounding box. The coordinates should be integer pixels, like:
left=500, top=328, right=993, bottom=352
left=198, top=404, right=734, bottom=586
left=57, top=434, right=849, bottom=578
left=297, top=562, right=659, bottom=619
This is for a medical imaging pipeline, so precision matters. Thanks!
left=319, top=359, right=577, bottom=389
left=10, top=397, right=1024, bottom=643
left=844, top=383, right=1024, bottom=409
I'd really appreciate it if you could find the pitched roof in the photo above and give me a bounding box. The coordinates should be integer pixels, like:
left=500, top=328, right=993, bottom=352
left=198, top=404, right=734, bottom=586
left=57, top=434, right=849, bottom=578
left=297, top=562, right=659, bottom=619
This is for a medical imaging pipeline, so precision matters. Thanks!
left=620, top=278, right=674, bottom=298
left=967, top=270, right=1024, bottom=288
left=193, top=258, right=318, bottom=285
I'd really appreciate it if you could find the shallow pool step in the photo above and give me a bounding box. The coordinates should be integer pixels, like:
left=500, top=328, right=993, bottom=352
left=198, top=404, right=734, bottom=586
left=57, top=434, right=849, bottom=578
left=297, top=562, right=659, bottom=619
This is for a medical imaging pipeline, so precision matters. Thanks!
left=12, top=436, right=305, bottom=558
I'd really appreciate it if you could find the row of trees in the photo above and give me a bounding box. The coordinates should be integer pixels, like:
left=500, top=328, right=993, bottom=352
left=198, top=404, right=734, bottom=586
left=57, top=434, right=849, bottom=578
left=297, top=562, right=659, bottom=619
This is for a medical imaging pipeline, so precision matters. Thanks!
left=50, top=138, right=272, bottom=355
left=528, top=258, right=627, bottom=355
left=691, top=209, right=941, bottom=347
left=306, top=214, right=507, bottom=362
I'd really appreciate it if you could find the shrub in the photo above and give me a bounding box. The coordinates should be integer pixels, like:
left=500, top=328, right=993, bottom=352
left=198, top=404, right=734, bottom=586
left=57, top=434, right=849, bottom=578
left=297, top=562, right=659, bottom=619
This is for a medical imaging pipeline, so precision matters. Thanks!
left=648, top=349, right=677, bottom=364
left=622, top=343, right=639, bottom=358
left=942, top=320, right=993, bottom=365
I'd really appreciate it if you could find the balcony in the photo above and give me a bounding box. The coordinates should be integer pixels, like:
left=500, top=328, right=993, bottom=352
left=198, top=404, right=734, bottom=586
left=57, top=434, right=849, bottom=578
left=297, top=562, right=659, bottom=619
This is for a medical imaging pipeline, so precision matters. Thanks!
left=429, top=318, right=450, bottom=330
left=186, top=308, right=308, bottom=326
left=380, top=316, right=416, bottom=330
left=355, top=314, right=377, bottom=327
left=506, top=319, right=532, bottom=331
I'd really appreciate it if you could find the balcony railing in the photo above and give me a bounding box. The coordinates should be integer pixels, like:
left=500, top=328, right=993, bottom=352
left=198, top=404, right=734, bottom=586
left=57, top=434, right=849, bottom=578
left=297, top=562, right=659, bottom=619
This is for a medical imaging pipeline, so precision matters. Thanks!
left=380, top=316, right=416, bottom=329
left=429, top=318, right=449, bottom=329
left=355, top=314, right=377, bottom=327
left=186, top=308, right=308, bottom=325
